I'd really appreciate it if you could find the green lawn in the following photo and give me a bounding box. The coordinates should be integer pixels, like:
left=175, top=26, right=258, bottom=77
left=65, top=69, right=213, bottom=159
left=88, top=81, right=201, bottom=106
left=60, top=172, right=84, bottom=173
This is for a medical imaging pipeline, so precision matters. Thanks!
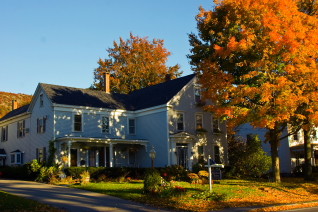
left=71, top=179, right=318, bottom=211
left=0, top=190, right=64, bottom=212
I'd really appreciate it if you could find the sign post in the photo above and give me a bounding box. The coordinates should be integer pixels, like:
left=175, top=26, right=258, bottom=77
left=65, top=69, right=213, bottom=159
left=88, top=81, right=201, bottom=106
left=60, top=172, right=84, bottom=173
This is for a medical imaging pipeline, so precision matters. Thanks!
left=205, top=155, right=224, bottom=192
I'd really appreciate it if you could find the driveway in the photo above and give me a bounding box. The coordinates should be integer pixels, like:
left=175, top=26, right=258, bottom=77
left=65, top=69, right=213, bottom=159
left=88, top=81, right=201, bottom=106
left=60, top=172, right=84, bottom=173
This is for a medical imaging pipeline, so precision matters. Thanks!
left=0, top=179, right=169, bottom=212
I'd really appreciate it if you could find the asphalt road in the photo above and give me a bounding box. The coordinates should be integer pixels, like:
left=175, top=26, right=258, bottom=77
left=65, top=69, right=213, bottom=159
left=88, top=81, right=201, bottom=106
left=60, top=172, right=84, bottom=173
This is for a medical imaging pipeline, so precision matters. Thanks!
left=0, top=179, right=169, bottom=212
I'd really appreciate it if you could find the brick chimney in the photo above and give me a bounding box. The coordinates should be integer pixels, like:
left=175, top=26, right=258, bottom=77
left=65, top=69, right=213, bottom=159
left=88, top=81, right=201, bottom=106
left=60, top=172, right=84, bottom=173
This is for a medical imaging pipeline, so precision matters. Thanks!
left=103, top=72, right=110, bottom=94
left=12, top=100, right=18, bottom=111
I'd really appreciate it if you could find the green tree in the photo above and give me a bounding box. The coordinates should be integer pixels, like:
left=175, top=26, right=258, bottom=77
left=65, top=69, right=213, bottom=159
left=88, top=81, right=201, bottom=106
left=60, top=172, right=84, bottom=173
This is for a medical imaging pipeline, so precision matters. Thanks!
left=93, top=33, right=182, bottom=94
left=228, top=134, right=271, bottom=178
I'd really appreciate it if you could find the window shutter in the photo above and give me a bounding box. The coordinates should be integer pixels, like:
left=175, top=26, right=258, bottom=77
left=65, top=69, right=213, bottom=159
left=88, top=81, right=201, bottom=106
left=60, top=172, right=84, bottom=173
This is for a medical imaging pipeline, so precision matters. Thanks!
left=36, top=148, right=39, bottom=161
left=43, top=147, right=47, bottom=162
left=21, top=152, right=24, bottom=164
left=37, top=119, right=39, bottom=133
left=17, top=122, right=19, bottom=138
left=43, top=117, right=46, bottom=133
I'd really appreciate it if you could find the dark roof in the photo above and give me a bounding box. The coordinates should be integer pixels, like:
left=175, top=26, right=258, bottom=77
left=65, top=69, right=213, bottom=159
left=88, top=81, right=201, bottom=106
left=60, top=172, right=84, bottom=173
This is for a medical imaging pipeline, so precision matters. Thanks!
left=40, top=74, right=195, bottom=111
left=41, top=84, right=128, bottom=109
left=0, top=104, right=30, bottom=122
left=0, top=74, right=195, bottom=121
left=127, top=74, right=196, bottom=110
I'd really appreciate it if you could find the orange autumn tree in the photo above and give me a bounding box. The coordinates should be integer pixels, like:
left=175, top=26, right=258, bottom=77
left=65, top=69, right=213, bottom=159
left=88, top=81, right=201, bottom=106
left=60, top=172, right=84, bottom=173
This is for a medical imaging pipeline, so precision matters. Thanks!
left=189, top=0, right=318, bottom=182
left=93, top=33, right=181, bottom=94
left=290, top=0, right=318, bottom=181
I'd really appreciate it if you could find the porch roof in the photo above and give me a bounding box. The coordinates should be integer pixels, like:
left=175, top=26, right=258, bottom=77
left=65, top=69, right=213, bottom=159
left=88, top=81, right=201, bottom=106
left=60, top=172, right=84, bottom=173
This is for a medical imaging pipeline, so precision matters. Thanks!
left=55, top=137, right=149, bottom=145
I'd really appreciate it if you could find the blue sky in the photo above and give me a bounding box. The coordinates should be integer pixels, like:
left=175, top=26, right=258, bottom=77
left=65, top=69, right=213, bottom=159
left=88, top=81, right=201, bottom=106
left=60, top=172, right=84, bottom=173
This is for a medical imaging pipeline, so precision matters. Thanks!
left=0, top=0, right=213, bottom=95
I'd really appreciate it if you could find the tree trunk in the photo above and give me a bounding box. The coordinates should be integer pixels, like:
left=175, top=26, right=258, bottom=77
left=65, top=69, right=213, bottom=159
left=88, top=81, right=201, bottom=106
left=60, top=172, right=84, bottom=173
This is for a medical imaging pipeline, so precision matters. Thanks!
left=269, top=128, right=281, bottom=183
left=303, top=128, right=313, bottom=181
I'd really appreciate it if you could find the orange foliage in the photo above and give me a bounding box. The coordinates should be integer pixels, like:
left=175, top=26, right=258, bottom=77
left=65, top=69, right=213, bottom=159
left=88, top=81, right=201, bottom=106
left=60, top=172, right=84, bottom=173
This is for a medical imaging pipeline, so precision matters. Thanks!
left=94, top=33, right=182, bottom=94
left=0, top=91, right=32, bottom=118
left=190, top=0, right=318, bottom=129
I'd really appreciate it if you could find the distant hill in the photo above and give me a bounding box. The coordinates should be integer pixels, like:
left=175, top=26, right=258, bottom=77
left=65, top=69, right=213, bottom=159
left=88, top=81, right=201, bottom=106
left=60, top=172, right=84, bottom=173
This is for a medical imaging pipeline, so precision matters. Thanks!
left=0, top=91, right=32, bottom=118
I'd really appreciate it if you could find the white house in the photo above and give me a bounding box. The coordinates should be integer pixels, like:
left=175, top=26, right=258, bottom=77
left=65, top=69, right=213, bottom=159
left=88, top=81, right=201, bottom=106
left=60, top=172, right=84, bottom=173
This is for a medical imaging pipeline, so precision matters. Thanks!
left=0, top=74, right=228, bottom=169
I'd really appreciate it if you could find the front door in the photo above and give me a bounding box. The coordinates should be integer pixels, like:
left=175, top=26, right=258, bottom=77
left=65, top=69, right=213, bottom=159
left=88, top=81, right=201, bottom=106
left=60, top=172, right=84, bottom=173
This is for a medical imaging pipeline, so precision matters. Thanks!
left=176, top=143, right=188, bottom=169
left=70, top=149, right=77, bottom=167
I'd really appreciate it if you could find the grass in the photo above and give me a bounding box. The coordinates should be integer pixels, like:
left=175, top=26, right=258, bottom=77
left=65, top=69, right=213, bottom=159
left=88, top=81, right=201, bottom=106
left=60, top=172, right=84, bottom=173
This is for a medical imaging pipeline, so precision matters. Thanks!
left=0, top=190, right=65, bottom=212
left=71, top=178, right=318, bottom=211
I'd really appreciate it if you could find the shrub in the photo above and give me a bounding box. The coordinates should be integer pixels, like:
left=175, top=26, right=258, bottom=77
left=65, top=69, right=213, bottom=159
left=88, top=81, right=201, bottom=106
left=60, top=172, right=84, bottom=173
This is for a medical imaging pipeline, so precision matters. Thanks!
left=227, top=134, right=271, bottom=178
left=160, top=165, right=190, bottom=181
left=144, top=169, right=167, bottom=194
left=0, top=165, right=35, bottom=180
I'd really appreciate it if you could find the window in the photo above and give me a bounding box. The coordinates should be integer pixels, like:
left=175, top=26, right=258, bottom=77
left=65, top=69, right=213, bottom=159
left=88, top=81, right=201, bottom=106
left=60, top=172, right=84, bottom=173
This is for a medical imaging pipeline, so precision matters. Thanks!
left=17, top=120, right=25, bottom=138
left=102, top=116, right=110, bottom=134
left=214, top=146, right=221, bottom=164
left=212, top=116, right=221, bottom=133
left=36, top=147, right=46, bottom=163
left=195, top=114, right=203, bottom=130
left=37, top=116, right=47, bottom=134
left=194, top=87, right=202, bottom=103
left=74, top=114, right=82, bottom=132
left=293, top=133, right=298, bottom=140
left=129, top=118, right=136, bottom=135
left=1, top=126, right=8, bottom=142
left=10, top=150, right=23, bottom=165
left=39, top=94, right=44, bottom=107
left=176, top=112, right=184, bottom=131
left=198, top=145, right=204, bottom=163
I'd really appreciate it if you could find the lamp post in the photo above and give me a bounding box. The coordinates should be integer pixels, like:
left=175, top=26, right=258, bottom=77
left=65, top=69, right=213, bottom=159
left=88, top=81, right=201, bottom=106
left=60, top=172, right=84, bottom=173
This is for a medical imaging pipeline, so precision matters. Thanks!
left=149, top=146, right=156, bottom=168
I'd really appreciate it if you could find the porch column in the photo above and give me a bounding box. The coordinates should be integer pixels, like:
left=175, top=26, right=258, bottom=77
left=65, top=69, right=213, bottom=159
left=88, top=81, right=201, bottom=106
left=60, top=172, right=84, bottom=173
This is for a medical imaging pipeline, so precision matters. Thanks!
left=104, top=146, right=107, bottom=167
left=67, top=141, right=71, bottom=167
left=312, top=149, right=316, bottom=166
left=86, top=149, right=89, bottom=167
left=96, top=150, right=99, bottom=167
left=109, top=143, right=114, bottom=167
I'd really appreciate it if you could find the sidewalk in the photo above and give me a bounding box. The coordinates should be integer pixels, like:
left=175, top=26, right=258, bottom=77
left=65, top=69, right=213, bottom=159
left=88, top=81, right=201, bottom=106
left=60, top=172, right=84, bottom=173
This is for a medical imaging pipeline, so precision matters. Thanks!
left=0, top=179, right=170, bottom=212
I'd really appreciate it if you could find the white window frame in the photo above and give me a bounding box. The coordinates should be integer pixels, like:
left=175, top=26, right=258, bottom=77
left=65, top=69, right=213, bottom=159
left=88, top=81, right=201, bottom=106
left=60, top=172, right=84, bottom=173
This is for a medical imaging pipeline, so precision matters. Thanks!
left=10, top=152, right=23, bottom=165
left=176, top=112, right=185, bottom=132
left=128, top=118, right=136, bottom=135
left=195, top=113, right=203, bottom=130
left=73, top=114, right=83, bottom=132
left=101, top=116, right=110, bottom=134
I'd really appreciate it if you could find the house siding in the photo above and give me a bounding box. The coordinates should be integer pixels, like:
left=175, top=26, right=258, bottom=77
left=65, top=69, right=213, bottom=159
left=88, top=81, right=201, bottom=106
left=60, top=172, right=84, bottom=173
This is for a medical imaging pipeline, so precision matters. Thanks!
left=168, top=78, right=228, bottom=167
left=235, top=123, right=292, bottom=173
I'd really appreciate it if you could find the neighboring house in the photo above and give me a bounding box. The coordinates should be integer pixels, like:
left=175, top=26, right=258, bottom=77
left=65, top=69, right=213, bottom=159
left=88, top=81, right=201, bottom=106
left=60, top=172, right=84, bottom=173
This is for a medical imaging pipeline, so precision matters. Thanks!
left=235, top=124, right=318, bottom=174
left=0, top=74, right=228, bottom=169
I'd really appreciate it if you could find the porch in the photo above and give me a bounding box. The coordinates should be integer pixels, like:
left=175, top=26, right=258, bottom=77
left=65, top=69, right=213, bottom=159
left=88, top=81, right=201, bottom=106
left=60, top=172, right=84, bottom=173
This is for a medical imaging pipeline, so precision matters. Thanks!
left=290, top=144, right=318, bottom=169
left=55, top=137, right=148, bottom=168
